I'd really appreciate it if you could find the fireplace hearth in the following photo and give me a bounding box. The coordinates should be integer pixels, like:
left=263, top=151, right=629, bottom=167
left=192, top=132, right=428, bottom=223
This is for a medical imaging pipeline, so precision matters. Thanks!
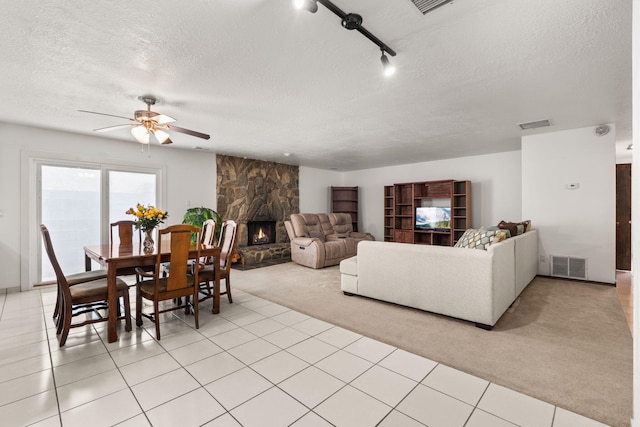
left=247, top=220, right=276, bottom=246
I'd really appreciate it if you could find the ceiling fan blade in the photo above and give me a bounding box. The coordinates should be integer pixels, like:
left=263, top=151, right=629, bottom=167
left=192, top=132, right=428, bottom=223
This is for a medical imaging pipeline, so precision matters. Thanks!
left=153, top=114, right=176, bottom=124
left=167, top=124, right=210, bottom=140
left=78, top=110, right=136, bottom=122
left=94, top=123, right=133, bottom=132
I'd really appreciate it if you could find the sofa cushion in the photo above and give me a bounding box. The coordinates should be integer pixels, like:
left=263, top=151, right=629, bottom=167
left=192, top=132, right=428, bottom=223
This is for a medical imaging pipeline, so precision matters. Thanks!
left=290, top=213, right=336, bottom=238
left=329, top=213, right=353, bottom=235
left=309, top=230, right=326, bottom=242
left=455, top=228, right=507, bottom=250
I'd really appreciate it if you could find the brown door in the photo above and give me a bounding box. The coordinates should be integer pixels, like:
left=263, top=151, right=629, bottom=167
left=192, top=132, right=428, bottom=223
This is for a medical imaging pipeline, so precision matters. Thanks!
left=616, top=164, right=631, bottom=270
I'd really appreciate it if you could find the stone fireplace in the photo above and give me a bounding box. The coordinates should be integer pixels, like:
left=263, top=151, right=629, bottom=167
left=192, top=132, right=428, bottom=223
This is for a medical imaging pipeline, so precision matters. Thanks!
left=216, top=155, right=299, bottom=266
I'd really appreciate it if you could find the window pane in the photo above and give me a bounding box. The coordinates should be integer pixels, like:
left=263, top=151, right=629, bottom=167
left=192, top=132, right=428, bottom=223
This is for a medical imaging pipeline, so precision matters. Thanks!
left=109, top=171, right=156, bottom=244
left=41, top=166, right=100, bottom=281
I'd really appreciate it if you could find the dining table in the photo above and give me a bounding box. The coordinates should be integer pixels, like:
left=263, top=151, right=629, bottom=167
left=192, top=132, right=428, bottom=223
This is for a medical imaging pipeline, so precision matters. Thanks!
left=83, top=240, right=221, bottom=343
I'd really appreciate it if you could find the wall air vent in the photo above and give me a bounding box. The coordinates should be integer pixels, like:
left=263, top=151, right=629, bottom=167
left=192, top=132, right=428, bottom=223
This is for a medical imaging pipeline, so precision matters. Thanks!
left=550, top=256, right=587, bottom=280
left=410, top=0, right=455, bottom=15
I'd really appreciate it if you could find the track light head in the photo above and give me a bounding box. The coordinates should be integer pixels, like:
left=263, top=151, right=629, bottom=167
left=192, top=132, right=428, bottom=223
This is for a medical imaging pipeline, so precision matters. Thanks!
left=341, top=13, right=363, bottom=30
left=380, top=51, right=396, bottom=77
left=293, top=0, right=318, bottom=13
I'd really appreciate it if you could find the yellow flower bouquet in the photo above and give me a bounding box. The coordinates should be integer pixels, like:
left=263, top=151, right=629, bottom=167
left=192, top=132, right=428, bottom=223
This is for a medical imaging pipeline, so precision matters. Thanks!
left=125, top=204, right=169, bottom=232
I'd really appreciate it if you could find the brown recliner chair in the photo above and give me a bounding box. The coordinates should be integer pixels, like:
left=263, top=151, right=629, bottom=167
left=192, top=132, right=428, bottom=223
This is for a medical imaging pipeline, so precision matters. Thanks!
left=285, top=213, right=374, bottom=269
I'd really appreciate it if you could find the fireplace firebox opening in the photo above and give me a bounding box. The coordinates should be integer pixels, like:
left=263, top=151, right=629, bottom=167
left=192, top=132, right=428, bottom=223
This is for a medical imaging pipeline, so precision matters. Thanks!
left=247, top=220, right=276, bottom=246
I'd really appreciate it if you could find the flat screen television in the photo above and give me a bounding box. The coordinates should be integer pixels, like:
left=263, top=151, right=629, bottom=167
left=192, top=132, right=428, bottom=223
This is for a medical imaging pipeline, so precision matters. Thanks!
left=416, top=206, right=451, bottom=230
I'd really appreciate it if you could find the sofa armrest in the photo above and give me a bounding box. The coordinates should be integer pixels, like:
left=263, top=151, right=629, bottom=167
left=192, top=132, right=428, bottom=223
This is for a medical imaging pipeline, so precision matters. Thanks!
left=326, top=234, right=348, bottom=241
left=351, top=232, right=374, bottom=241
left=291, top=237, right=318, bottom=246
left=289, top=237, right=326, bottom=268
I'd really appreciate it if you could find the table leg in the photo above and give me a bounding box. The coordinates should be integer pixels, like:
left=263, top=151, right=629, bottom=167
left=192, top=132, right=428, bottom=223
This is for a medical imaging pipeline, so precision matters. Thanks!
left=107, top=265, right=118, bottom=343
left=213, top=262, right=221, bottom=314
left=85, top=253, right=91, bottom=272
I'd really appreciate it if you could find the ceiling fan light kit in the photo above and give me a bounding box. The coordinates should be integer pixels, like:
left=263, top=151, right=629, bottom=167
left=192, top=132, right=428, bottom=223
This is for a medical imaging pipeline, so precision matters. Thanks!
left=131, top=125, right=150, bottom=144
left=79, top=95, right=210, bottom=147
left=293, top=0, right=397, bottom=76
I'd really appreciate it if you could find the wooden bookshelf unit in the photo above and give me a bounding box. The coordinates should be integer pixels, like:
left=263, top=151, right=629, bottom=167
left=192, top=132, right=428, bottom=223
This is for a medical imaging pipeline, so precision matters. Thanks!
left=384, top=180, right=471, bottom=246
left=331, top=186, right=359, bottom=232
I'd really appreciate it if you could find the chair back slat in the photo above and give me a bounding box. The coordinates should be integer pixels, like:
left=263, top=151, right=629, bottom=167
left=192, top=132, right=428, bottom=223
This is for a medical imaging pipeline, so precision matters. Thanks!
left=200, top=219, right=217, bottom=264
left=219, top=220, right=238, bottom=268
left=40, top=225, right=69, bottom=289
left=201, top=219, right=217, bottom=246
left=158, top=224, right=201, bottom=292
left=111, top=220, right=137, bottom=246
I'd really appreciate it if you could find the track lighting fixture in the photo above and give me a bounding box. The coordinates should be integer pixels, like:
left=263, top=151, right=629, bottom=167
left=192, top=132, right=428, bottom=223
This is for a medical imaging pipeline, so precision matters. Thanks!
left=294, top=0, right=397, bottom=76
left=294, top=0, right=318, bottom=13
left=380, top=50, right=395, bottom=77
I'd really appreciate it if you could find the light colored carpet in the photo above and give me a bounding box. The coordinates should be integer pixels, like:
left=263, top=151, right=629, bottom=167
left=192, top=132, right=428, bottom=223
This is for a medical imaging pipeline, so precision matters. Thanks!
left=232, top=262, right=632, bottom=427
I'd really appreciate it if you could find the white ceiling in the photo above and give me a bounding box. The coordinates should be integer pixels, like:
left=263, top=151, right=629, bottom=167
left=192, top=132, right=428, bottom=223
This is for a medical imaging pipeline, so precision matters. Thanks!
left=0, top=0, right=632, bottom=170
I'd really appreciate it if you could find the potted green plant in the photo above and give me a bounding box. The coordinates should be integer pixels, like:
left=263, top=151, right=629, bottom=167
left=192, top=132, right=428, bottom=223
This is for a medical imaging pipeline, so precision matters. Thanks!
left=182, top=206, right=222, bottom=243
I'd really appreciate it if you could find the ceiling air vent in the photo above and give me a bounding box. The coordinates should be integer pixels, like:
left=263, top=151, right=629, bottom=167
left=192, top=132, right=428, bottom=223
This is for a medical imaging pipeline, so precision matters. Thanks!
left=410, top=0, right=455, bottom=15
left=518, top=119, right=551, bottom=130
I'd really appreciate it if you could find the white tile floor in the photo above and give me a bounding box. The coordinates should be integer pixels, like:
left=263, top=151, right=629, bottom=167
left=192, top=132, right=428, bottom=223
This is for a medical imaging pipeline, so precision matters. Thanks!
left=0, top=286, right=609, bottom=427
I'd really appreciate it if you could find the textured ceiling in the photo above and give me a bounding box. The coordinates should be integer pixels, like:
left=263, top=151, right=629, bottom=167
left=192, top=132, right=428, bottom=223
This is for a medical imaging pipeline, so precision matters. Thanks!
left=0, top=0, right=632, bottom=170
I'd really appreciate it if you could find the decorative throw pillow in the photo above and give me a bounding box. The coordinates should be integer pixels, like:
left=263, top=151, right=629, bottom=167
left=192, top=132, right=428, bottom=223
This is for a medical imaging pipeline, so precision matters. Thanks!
left=454, top=228, right=506, bottom=250
left=498, top=220, right=531, bottom=237
left=486, top=226, right=511, bottom=239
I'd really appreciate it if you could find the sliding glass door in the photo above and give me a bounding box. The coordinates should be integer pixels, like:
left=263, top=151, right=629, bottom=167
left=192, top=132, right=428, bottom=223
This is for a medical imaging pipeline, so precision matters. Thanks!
left=40, top=166, right=101, bottom=281
left=39, top=164, right=159, bottom=282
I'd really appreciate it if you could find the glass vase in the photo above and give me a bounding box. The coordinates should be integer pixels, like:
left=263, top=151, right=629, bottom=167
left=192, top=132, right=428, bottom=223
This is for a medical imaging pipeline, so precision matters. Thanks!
left=143, top=229, right=155, bottom=253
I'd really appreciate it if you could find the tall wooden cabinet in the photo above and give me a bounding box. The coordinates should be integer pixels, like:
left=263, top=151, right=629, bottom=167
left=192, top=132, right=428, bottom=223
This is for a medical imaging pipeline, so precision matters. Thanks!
left=384, top=180, right=471, bottom=246
left=384, top=186, right=394, bottom=241
left=331, top=186, right=359, bottom=232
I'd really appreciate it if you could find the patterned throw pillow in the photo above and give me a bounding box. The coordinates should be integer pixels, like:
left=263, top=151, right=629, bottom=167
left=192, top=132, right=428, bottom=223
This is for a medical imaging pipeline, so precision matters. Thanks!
left=454, top=228, right=507, bottom=250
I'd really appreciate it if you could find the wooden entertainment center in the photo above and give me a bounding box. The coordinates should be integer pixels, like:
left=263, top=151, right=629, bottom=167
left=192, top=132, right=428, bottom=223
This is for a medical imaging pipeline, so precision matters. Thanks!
left=384, top=180, right=471, bottom=246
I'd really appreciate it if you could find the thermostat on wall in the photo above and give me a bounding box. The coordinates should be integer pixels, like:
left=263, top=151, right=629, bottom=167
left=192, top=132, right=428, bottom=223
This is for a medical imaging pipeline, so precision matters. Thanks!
left=566, top=183, right=580, bottom=190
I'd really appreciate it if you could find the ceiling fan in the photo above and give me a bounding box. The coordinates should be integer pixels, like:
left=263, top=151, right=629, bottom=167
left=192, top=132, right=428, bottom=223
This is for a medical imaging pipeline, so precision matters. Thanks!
left=79, top=95, right=210, bottom=145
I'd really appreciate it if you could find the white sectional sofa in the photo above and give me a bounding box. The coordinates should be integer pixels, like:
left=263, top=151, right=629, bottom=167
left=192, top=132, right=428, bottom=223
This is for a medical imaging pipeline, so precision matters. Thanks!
left=340, top=230, right=538, bottom=329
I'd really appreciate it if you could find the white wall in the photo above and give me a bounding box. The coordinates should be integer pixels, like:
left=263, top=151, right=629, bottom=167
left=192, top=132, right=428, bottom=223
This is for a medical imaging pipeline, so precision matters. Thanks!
left=342, top=151, right=523, bottom=240
left=522, top=125, right=616, bottom=284
left=0, top=122, right=217, bottom=290
left=299, top=166, right=343, bottom=213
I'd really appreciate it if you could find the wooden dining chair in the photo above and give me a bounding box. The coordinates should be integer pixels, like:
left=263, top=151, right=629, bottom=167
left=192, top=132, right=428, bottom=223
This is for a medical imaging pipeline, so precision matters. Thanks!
left=172, top=219, right=217, bottom=305
left=198, top=219, right=237, bottom=311
left=110, top=220, right=139, bottom=246
left=41, top=225, right=131, bottom=347
left=134, top=224, right=201, bottom=340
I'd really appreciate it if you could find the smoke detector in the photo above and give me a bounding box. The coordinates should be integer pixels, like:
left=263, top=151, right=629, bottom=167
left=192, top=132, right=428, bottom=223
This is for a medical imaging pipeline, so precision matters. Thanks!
left=594, top=125, right=610, bottom=136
